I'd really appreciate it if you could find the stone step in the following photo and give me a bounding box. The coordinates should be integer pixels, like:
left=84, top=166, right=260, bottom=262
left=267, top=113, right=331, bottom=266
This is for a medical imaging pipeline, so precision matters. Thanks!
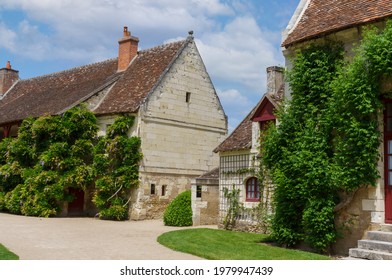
left=381, top=224, right=392, bottom=232
left=367, top=231, right=392, bottom=242
left=349, top=248, right=392, bottom=260
left=358, top=239, right=392, bottom=253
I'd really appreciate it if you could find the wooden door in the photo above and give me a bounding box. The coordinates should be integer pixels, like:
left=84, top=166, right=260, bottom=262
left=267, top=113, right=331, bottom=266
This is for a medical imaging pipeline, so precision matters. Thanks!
left=68, top=188, right=84, bottom=216
left=384, top=101, right=392, bottom=223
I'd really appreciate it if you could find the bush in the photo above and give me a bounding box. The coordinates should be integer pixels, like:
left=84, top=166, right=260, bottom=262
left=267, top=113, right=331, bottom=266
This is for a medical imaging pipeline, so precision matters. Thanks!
left=98, top=205, right=129, bottom=221
left=163, top=190, right=192, bottom=226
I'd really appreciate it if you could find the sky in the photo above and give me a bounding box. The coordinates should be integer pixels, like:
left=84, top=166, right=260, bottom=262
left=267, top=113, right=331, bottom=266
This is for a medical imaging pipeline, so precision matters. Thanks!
left=0, top=0, right=299, bottom=132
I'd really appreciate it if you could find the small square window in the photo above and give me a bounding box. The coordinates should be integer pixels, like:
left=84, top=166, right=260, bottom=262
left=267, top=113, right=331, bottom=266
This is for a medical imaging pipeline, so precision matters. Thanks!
left=150, top=184, right=156, bottom=195
left=196, top=185, right=202, bottom=198
left=162, top=185, right=167, bottom=196
left=186, top=92, right=191, bottom=103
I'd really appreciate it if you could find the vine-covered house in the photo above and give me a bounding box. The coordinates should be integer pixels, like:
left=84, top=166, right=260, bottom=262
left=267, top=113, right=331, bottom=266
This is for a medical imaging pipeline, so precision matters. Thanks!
left=282, top=0, right=392, bottom=257
left=0, top=27, right=227, bottom=219
left=212, top=66, right=283, bottom=231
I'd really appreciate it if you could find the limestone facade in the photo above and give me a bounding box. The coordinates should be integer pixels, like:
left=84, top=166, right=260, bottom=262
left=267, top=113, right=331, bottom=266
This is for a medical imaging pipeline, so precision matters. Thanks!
left=191, top=168, right=220, bottom=226
left=90, top=40, right=227, bottom=220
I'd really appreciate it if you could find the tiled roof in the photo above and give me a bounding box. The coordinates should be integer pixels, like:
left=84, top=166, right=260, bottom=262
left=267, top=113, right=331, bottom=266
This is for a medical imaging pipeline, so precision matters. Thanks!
left=213, top=102, right=258, bottom=153
left=214, top=88, right=283, bottom=154
left=0, top=59, right=119, bottom=125
left=197, top=167, right=219, bottom=179
left=0, top=39, right=188, bottom=125
left=94, top=39, right=187, bottom=114
left=283, top=0, right=392, bottom=47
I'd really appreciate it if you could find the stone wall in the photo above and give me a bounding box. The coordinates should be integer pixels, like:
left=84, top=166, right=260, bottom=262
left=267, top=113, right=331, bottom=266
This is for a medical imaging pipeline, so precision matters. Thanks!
left=130, top=172, right=192, bottom=220
left=132, top=40, right=227, bottom=220
left=333, top=187, right=372, bottom=255
left=191, top=177, right=220, bottom=226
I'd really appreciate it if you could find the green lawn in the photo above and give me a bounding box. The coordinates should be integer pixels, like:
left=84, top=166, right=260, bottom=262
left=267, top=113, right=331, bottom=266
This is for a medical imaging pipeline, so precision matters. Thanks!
left=0, top=243, right=19, bottom=260
left=158, top=228, right=330, bottom=260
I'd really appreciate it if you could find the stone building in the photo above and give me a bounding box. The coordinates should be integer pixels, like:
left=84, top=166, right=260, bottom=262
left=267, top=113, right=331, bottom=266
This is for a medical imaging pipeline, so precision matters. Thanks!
left=209, top=66, right=283, bottom=231
left=0, top=27, right=227, bottom=220
left=283, top=0, right=392, bottom=258
left=191, top=167, right=220, bottom=226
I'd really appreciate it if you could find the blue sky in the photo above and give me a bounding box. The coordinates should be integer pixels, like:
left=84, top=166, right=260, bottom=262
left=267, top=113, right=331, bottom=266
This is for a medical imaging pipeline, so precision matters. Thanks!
left=0, top=0, right=299, bottom=132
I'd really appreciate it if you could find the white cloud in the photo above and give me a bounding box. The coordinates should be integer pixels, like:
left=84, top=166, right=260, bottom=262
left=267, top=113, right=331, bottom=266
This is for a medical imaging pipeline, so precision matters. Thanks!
left=0, top=20, right=51, bottom=60
left=0, top=0, right=235, bottom=62
left=196, top=16, right=280, bottom=93
left=218, top=88, right=250, bottom=106
left=217, top=88, right=258, bottom=132
left=0, top=22, right=16, bottom=50
left=0, top=0, right=288, bottom=132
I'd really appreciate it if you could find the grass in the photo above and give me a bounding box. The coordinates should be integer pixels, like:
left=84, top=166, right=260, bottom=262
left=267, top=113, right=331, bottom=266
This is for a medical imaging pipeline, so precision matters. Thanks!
left=158, top=228, right=330, bottom=260
left=0, top=243, right=18, bottom=260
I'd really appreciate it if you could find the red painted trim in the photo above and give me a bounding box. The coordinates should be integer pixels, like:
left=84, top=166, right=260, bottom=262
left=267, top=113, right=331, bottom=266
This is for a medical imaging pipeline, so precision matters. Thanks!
left=245, top=177, right=260, bottom=202
left=383, top=99, right=392, bottom=224
left=251, top=98, right=276, bottom=122
left=2, top=125, right=11, bottom=138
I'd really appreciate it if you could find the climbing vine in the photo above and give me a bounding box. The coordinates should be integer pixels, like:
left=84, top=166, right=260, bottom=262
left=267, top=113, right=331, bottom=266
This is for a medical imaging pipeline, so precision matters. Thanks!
left=93, top=116, right=142, bottom=220
left=263, top=21, right=392, bottom=252
left=0, top=105, right=142, bottom=220
left=223, top=185, right=242, bottom=230
left=0, top=105, right=98, bottom=217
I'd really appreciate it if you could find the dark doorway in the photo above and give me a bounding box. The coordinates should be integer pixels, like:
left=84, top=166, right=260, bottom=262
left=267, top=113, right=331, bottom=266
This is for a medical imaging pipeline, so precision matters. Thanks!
left=68, top=188, right=85, bottom=216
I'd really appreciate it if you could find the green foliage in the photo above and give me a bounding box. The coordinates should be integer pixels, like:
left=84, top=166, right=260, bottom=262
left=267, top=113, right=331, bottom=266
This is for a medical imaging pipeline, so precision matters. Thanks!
left=93, top=115, right=142, bottom=221
left=263, top=22, right=392, bottom=252
left=0, top=105, right=142, bottom=220
left=222, top=185, right=242, bottom=230
left=0, top=192, right=5, bottom=211
left=163, top=190, right=193, bottom=227
left=0, top=105, right=97, bottom=217
left=98, top=205, right=129, bottom=221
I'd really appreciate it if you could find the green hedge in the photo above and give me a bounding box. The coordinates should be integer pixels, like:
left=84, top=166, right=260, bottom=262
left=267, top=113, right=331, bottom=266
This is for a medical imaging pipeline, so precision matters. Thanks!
left=163, top=190, right=192, bottom=226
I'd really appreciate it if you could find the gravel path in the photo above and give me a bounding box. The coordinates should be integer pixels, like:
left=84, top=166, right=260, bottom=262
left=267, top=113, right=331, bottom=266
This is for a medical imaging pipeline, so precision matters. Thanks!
left=0, top=213, right=215, bottom=260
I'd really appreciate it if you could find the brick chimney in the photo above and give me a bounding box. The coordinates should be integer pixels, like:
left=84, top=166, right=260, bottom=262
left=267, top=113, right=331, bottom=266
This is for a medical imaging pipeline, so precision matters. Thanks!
left=118, top=27, right=139, bottom=71
left=0, top=61, right=19, bottom=96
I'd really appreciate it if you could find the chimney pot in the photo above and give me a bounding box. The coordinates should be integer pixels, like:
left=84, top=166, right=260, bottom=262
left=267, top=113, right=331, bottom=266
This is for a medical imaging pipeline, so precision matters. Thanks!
left=6, top=61, right=11, bottom=69
left=123, top=26, right=130, bottom=37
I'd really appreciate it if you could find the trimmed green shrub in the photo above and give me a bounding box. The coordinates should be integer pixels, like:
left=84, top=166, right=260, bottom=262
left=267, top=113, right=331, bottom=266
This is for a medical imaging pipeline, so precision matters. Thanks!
left=163, top=190, right=192, bottom=226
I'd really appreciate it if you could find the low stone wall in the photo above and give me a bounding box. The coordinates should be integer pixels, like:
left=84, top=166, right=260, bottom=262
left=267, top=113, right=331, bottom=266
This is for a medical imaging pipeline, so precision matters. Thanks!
left=192, top=177, right=220, bottom=226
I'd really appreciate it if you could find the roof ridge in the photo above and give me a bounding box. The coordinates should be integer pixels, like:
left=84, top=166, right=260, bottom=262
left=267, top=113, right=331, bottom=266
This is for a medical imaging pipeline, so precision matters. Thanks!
left=138, top=38, right=187, bottom=55
left=213, top=99, right=261, bottom=153
left=19, top=58, right=118, bottom=82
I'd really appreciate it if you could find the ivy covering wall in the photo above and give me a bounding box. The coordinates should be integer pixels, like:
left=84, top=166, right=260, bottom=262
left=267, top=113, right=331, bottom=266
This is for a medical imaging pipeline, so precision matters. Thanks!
left=0, top=105, right=142, bottom=220
left=262, top=22, right=392, bottom=252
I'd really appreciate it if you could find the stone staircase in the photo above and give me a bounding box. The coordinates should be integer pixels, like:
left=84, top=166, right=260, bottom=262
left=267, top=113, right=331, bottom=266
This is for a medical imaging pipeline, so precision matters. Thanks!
left=349, top=224, right=392, bottom=260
